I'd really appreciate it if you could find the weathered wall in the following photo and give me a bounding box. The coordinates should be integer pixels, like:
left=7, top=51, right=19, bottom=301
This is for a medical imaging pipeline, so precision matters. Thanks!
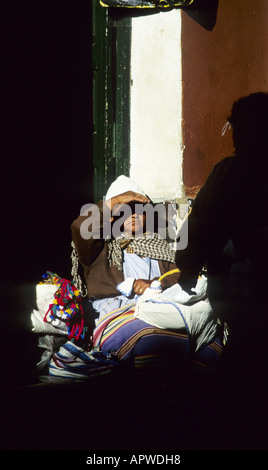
left=181, top=0, right=268, bottom=198
left=130, top=10, right=183, bottom=202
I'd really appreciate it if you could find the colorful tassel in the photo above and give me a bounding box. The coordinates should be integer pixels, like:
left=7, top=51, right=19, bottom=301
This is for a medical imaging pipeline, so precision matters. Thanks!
left=43, top=271, right=84, bottom=341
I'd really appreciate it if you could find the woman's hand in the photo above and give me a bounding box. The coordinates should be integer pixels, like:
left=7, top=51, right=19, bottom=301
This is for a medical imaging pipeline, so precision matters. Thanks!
left=133, top=279, right=153, bottom=295
left=106, top=191, right=150, bottom=217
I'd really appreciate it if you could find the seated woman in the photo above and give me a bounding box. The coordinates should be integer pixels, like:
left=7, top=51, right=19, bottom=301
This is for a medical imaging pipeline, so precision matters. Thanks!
left=71, top=175, right=179, bottom=324
left=48, top=176, right=223, bottom=384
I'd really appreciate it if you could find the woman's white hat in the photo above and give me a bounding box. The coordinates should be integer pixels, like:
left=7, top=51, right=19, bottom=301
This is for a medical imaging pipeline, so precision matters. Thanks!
left=105, top=175, right=147, bottom=200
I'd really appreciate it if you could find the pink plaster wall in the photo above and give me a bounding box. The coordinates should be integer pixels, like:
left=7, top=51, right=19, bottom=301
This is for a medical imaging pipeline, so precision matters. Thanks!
left=181, top=0, right=268, bottom=198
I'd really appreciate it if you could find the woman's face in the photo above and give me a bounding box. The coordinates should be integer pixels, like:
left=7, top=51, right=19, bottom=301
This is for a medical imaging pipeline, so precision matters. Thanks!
left=123, top=212, right=146, bottom=235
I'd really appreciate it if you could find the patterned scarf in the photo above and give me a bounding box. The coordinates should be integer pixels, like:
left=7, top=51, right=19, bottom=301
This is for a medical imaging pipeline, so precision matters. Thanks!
left=107, top=232, right=175, bottom=271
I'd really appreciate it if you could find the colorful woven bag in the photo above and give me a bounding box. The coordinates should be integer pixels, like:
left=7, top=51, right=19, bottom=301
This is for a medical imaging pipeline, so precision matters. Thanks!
left=42, top=271, right=84, bottom=341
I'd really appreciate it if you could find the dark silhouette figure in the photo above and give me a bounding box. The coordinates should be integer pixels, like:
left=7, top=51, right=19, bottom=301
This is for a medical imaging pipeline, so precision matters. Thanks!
left=176, top=92, right=268, bottom=446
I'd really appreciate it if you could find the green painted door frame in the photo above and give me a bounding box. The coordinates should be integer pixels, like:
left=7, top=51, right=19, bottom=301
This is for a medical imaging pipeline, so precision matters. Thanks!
left=92, top=2, right=131, bottom=202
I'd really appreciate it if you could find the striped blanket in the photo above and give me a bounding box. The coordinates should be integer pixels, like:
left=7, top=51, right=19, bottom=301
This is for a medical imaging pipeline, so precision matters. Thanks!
left=49, top=304, right=223, bottom=386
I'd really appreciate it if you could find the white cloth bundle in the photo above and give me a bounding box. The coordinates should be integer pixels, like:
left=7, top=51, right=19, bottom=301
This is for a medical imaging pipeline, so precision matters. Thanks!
left=30, top=284, right=68, bottom=335
left=134, top=276, right=218, bottom=352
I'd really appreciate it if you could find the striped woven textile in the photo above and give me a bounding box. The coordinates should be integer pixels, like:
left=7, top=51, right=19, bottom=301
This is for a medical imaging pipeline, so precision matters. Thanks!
left=49, top=341, right=118, bottom=380
left=93, top=306, right=223, bottom=381
left=92, top=305, right=189, bottom=357
left=49, top=305, right=224, bottom=383
left=92, top=303, right=136, bottom=351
